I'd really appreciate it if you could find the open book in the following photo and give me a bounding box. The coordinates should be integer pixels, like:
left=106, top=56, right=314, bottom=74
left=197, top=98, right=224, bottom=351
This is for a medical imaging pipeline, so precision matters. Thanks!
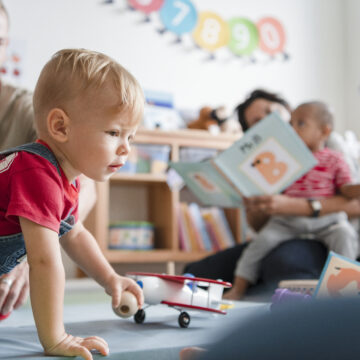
left=170, top=112, right=317, bottom=207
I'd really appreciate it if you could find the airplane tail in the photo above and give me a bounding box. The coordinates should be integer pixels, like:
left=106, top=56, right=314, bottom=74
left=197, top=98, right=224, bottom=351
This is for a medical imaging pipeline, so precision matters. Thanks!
left=208, top=282, right=225, bottom=302
left=209, top=282, right=234, bottom=310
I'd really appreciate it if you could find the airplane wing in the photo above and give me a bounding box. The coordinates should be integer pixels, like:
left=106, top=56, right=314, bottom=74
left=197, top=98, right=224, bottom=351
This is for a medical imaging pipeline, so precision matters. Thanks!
left=161, top=300, right=227, bottom=314
left=126, top=272, right=232, bottom=288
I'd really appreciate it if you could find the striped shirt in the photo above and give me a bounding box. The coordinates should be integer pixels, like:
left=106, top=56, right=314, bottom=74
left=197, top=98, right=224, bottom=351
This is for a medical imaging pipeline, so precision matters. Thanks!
left=283, top=148, right=352, bottom=198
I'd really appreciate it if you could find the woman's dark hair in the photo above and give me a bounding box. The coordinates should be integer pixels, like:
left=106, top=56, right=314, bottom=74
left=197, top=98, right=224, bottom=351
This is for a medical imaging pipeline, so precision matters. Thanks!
left=235, top=89, right=290, bottom=132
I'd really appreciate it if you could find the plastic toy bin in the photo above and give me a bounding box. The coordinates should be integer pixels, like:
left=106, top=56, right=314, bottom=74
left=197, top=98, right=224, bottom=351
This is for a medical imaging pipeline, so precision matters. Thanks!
left=118, top=144, right=171, bottom=174
left=108, top=221, right=154, bottom=250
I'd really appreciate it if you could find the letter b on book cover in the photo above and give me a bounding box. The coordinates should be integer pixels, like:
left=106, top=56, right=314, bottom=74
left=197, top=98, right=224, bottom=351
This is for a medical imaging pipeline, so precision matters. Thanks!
left=240, top=137, right=301, bottom=194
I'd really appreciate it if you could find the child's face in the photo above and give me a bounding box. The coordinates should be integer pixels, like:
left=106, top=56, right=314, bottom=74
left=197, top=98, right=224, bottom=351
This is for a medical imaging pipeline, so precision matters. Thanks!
left=290, top=107, right=328, bottom=152
left=62, top=85, right=141, bottom=182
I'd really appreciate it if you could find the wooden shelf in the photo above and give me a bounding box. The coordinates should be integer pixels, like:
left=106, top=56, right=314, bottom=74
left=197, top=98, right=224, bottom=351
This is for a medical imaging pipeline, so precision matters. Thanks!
left=111, top=173, right=167, bottom=184
left=86, top=128, right=243, bottom=273
left=134, top=128, right=240, bottom=149
left=104, top=249, right=216, bottom=263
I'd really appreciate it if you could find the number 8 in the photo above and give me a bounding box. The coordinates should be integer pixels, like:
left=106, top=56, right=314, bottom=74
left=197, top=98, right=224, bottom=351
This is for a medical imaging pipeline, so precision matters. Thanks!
left=201, top=18, right=220, bottom=45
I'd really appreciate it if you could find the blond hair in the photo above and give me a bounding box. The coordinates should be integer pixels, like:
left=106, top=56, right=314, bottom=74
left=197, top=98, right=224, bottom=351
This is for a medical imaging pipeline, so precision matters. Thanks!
left=33, top=48, right=144, bottom=133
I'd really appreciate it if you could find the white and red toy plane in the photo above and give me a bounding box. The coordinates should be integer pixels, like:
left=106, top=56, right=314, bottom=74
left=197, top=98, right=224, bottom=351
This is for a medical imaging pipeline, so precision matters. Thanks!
left=125, top=272, right=233, bottom=328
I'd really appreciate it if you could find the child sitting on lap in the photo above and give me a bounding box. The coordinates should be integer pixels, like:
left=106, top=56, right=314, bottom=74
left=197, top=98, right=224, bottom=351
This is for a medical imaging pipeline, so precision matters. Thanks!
left=224, top=102, right=359, bottom=300
left=0, top=49, right=144, bottom=359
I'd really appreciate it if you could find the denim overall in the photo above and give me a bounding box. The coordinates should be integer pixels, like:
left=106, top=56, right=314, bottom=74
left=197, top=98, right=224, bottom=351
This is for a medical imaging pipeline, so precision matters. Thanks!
left=0, top=143, right=76, bottom=275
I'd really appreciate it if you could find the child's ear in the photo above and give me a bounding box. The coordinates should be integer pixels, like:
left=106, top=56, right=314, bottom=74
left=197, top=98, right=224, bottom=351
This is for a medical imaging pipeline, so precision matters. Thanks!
left=46, top=108, right=70, bottom=142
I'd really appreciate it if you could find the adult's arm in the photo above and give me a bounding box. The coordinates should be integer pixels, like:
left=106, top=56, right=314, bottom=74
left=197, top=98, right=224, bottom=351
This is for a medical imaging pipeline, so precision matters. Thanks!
left=244, top=194, right=360, bottom=226
left=0, top=85, right=36, bottom=315
left=0, top=260, right=29, bottom=315
left=0, top=83, right=36, bottom=150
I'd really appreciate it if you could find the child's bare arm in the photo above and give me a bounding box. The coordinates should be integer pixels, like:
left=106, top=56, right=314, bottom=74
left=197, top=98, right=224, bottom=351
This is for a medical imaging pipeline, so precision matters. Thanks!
left=340, top=184, right=360, bottom=199
left=60, top=222, right=144, bottom=309
left=19, top=217, right=109, bottom=359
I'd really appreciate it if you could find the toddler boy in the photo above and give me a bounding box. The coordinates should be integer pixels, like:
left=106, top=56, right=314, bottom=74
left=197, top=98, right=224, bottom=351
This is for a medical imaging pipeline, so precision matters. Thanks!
left=225, top=102, right=358, bottom=300
left=0, top=49, right=144, bottom=359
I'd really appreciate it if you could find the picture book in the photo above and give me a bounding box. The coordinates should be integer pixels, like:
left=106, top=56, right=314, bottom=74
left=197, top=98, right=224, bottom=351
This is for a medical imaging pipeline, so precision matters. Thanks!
left=314, top=251, right=360, bottom=298
left=170, top=112, right=317, bottom=207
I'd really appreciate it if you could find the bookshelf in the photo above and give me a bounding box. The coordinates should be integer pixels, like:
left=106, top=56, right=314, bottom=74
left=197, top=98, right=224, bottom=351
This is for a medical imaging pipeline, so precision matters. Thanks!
left=85, top=128, right=243, bottom=272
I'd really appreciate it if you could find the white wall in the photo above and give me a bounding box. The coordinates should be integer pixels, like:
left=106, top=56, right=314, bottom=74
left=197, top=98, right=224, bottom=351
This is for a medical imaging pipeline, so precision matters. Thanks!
left=344, top=0, right=360, bottom=135
left=3, top=0, right=353, bottom=133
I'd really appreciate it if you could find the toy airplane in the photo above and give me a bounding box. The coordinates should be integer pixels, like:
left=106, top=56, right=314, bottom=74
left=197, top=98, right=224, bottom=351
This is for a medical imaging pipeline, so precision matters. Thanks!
left=124, top=272, right=233, bottom=328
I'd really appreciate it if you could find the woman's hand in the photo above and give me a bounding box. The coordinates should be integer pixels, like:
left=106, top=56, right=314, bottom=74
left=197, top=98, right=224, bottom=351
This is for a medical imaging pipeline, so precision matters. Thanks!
left=45, top=333, right=109, bottom=360
left=244, top=194, right=297, bottom=215
left=0, top=261, right=29, bottom=315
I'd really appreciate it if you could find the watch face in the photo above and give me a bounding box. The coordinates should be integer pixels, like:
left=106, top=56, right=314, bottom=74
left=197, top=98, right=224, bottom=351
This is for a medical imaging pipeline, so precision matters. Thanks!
left=312, top=200, right=322, bottom=211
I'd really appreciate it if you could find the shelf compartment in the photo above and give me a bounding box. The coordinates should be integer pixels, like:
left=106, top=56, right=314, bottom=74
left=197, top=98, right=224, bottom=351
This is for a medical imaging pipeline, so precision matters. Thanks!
left=84, top=129, right=243, bottom=269
left=108, top=181, right=177, bottom=252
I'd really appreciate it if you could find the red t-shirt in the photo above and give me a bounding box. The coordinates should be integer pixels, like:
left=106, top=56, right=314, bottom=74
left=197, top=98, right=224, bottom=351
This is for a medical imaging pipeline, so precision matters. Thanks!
left=283, top=147, right=352, bottom=198
left=0, top=142, right=79, bottom=236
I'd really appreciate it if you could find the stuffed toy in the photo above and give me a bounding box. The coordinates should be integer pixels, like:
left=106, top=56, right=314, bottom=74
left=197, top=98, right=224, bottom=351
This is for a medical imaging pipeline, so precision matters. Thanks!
left=187, top=106, right=241, bottom=134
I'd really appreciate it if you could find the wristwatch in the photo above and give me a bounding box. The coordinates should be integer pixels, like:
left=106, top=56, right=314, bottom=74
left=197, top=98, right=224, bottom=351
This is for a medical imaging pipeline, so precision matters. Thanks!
left=308, top=199, right=322, bottom=217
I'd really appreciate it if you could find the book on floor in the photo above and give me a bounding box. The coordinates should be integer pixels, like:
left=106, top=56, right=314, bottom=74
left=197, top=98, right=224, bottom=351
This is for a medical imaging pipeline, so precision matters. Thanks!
left=314, top=251, right=360, bottom=298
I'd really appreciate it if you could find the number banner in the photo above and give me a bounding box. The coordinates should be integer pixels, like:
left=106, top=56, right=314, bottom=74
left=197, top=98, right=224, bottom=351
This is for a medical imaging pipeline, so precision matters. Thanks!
left=128, top=0, right=165, bottom=14
left=159, top=0, right=198, bottom=35
left=192, top=11, right=229, bottom=52
left=257, top=17, right=286, bottom=55
left=107, top=1, right=289, bottom=61
left=228, top=18, right=259, bottom=56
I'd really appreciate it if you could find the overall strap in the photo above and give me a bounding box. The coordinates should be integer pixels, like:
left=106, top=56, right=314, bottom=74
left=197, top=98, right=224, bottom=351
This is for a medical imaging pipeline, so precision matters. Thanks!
left=0, top=142, right=61, bottom=176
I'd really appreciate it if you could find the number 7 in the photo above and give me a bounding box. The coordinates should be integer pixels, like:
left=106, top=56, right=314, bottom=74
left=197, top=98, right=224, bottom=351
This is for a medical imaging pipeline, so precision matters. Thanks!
left=172, top=1, right=189, bottom=26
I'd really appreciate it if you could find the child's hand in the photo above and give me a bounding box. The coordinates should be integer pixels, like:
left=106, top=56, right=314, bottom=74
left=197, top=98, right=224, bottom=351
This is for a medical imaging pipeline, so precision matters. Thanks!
left=45, top=333, right=109, bottom=360
left=105, top=274, right=144, bottom=310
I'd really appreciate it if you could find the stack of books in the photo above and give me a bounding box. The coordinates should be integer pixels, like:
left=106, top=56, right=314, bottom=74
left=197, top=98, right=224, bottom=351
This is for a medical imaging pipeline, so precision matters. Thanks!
left=178, top=202, right=236, bottom=252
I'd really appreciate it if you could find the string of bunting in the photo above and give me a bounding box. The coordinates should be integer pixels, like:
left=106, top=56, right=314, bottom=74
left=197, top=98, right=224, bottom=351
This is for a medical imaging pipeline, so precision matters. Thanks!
left=103, top=0, right=289, bottom=63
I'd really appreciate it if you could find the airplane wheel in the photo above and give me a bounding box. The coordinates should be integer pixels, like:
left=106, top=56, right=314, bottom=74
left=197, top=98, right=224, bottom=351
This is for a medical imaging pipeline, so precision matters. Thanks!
left=134, top=309, right=145, bottom=324
left=178, top=312, right=190, bottom=328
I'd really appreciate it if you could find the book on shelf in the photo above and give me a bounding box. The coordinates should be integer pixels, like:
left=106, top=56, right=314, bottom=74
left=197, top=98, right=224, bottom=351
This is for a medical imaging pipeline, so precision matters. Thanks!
left=208, top=207, right=236, bottom=248
left=188, top=203, right=212, bottom=251
left=182, top=203, right=203, bottom=251
left=177, top=203, right=191, bottom=252
left=179, top=147, right=218, bottom=162
left=201, top=207, right=236, bottom=250
left=170, top=112, right=317, bottom=207
left=178, top=202, right=235, bottom=251
left=201, top=210, right=224, bottom=251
